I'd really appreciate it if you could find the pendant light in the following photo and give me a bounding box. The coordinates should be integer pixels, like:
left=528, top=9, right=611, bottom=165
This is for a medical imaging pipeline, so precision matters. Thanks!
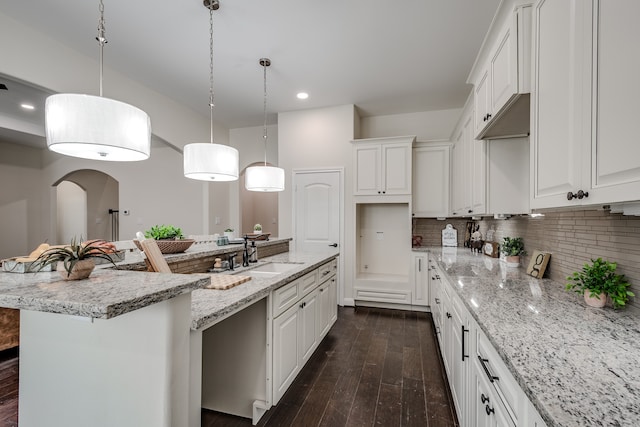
left=45, top=0, right=151, bottom=161
left=184, top=0, right=239, bottom=181
left=245, top=58, right=285, bottom=192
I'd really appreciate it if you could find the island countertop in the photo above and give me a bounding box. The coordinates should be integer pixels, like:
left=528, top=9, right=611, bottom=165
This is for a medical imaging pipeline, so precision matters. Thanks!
left=190, top=250, right=339, bottom=331
left=0, top=268, right=210, bottom=319
left=414, top=247, right=640, bottom=427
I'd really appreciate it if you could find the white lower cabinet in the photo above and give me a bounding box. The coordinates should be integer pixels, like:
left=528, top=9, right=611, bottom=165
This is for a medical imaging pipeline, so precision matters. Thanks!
left=271, top=258, right=338, bottom=404
left=411, top=253, right=429, bottom=306
left=435, top=263, right=547, bottom=427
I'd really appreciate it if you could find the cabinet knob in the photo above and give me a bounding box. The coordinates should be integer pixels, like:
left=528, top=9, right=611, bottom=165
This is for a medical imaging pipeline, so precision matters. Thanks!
left=382, top=191, right=386, bottom=194
left=567, top=190, right=590, bottom=200
left=435, top=298, right=440, bottom=304
left=378, top=191, right=381, bottom=194
left=487, top=113, right=492, bottom=120
left=446, top=312, right=452, bottom=319
left=468, top=209, right=473, bottom=213
left=485, top=405, right=495, bottom=416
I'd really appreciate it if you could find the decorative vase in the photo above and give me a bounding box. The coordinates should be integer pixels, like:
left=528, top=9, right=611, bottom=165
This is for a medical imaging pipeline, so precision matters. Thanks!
left=505, top=255, right=520, bottom=267
left=584, top=290, right=606, bottom=308
left=57, top=259, right=95, bottom=280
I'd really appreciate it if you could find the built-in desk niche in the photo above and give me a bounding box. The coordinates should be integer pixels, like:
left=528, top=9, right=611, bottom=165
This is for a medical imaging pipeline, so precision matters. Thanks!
left=354, top=203, right=411, bottom=306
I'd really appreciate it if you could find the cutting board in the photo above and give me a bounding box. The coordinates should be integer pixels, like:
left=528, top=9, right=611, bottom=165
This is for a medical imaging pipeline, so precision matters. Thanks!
left=206, top=274, right=251, bottom=290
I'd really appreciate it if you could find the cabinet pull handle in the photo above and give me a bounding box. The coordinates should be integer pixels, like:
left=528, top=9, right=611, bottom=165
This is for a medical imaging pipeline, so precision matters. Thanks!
left=486, top=113, right=492, bottom=120
left=436, top=275, right=440, bottom=280
left=435, top=298, right=440, bottom=304
left=446, top=312, right=452, bottom=319
left=468, top=209, right=473, bottom=213
left=418, top=259, right=422, bottom=272
left=481, top=393, right=490, bottom=404
left=485, top=405, right=495, bottom=416
left=478, top=356, right=499, bottom=383
left=322, top=270, right=330, bottom=275
left=461, top=326, right=469, bottom=361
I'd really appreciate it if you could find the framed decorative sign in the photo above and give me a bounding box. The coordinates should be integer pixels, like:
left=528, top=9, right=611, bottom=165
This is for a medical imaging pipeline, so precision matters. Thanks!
left=526, top=250, right=551, bottom=278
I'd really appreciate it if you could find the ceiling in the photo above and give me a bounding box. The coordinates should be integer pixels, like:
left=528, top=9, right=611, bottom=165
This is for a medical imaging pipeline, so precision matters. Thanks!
left=0, top=0, right=500, bottom=146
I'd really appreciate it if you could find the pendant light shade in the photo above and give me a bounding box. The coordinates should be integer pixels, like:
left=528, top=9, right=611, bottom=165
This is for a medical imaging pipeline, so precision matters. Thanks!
left=45, top=94, right=151, bottom=161
left=184, top=143, right=239, bottom=181
left=245, top=165, right=285, bottom=192
left=183, top=0, right=239, bottom=182
left=44, top=0, right=151, bottom=162
left=245, top=58, right=285, bottom=192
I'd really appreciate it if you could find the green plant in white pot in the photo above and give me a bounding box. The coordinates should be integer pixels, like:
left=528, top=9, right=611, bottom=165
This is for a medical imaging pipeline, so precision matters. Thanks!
left=565, top=258, right=634, bottom=308
left=501, top=237, right=526, bottom=267
left=224, top=228, right=234, bottom=239
left=253, top=223, right=262, bottom=234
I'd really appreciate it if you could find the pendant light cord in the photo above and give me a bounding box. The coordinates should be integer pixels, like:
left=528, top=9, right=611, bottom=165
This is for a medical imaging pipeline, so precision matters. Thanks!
left=97, top=0, right=107, bottom=97
left=208, top=3, right=215, bottom=144
left=263, top=61, right=268, bottom=166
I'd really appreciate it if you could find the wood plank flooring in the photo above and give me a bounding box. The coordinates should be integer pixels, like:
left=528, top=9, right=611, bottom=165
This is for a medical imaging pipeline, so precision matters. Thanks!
left=0, top=307, right=456, bottom=427
left=203, top=306, right=458, bottom=427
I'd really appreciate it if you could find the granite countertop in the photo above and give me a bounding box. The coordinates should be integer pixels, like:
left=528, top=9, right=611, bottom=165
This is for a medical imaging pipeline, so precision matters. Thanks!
left=116, top=237, right=292, bottom=270
left=415, top=247, right=640, bottom=427
left=0, top=268, right=210, bottom=319
left=190, top=250, right=339, bottom=331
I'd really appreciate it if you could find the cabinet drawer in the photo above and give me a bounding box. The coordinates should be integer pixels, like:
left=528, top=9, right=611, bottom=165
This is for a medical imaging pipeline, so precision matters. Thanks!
left=298, top=270, right=319, bottom=297
left=318, top=260, right=335, bottom=284
left=476, top=328, right=520, bottom=423
left=273, top=280, right=300, bottom=318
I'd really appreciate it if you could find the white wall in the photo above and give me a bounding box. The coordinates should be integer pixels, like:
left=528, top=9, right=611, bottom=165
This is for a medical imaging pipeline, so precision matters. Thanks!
left=360, top=108, right=462, bottom=141
left=0, top=142, right=44, bottom=259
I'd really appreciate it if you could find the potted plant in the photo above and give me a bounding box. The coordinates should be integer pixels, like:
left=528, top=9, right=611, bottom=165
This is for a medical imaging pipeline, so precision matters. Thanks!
left=144, top=224, right=184, bottom=240
left=253, top=223, right=262, bottom=234
left=501, top=237, right=526, bottom=267
left=224, top=228, right=235, bottom=239
left=565, top=258, right=634, bottom=308
left=136, top=225, right=194, bottom=254
left=33, top=238, right=119, bottom=280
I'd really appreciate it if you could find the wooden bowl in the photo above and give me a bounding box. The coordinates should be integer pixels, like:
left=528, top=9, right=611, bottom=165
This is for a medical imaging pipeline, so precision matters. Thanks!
left=133, top=239, right=195, bottom=254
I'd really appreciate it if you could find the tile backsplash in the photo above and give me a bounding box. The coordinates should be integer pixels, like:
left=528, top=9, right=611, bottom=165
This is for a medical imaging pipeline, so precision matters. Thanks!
left=413, top=210, right=640, bottom=309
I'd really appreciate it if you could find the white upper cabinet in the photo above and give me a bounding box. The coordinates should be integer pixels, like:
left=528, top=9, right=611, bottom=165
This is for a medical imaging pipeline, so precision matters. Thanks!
left=352, top=136, right=415, bottom=198
left=530, top=0, right=640, bottom=209
left=471, top=2, right=532, bottom=140
left=412, top=143, right=451, bottom=217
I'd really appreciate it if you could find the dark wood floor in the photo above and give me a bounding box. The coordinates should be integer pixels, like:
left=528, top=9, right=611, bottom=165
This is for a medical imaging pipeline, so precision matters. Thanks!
left=0, top=347, right=18, bottom=427
left=203, top=306, right=458, bottom=427
left=0, top=307, right=456, bottom=427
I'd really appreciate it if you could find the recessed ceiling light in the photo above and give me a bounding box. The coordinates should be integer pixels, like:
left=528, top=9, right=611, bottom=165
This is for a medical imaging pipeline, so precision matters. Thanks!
left=21, top=104, right=35, bottom=110
left=296, top=92, right=309, bottom=100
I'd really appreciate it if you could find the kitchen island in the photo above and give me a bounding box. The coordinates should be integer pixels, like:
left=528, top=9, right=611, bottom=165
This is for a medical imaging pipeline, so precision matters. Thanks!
left=0, top=238, right=339, bottom=427
left=416, top=247, right=640, bottom=427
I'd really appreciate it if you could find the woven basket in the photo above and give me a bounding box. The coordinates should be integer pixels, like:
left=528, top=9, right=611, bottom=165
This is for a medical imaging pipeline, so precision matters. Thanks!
left=133, top=239, right=195, bottom=254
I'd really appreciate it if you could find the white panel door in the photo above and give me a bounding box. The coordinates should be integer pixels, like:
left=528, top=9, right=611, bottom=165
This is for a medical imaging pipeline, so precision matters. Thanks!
left=294, top=170, right=341, bottom=252
left=589, top=0, right=640, bottom=204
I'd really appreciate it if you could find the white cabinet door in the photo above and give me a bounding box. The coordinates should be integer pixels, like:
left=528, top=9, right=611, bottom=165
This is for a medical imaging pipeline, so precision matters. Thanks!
left=474, top=69, right=491, bottom=136
left=587, top=0, right=640, bottom=205
left=383, top=143, right=412, bottom=195
left=429, top=261, right=443, bottom=341
left=530, top=0, right=588, bottom=209
left=328, top=276, right=337, bottom=325
left=412, top=144, right=451, bottom=217
left=272, top=303, right=300, bottom=403
left=450, top=294, right=471, bottom=426
left=299, top=289, right=319, bottom=364
left=354, top=144, right=381, bottom=195
left=317, top=280, right=331, bottom=338
left=490, top=15, right=518, bottom=115
left=411, top=253, right=429, bottom=306
left=470, top=130, right=486, bottom=216
left=353, top=136, right=414, bottom=197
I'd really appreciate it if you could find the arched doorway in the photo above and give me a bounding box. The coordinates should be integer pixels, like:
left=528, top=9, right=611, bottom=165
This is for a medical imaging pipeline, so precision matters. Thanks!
left=240, top=163, right=279, bottom=237
left=53, top=170, right=119, bottom=243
